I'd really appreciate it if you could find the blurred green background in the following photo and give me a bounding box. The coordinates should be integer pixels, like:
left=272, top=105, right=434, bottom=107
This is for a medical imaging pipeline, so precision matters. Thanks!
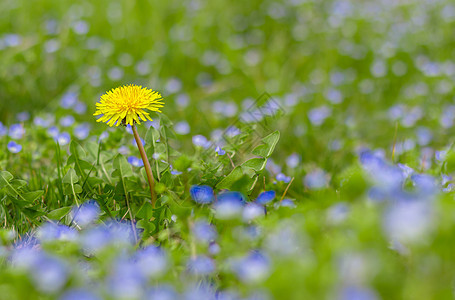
left=2, top=0, right=455, bottom=173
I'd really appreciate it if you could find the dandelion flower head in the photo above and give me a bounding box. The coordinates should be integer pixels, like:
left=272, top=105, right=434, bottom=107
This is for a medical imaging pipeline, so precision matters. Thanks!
left=94, top=84, right=164, bottom=127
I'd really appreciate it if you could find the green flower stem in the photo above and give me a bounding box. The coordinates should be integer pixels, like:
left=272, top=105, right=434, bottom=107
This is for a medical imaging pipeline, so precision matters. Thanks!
left=132, top=124, right=157, bottom=207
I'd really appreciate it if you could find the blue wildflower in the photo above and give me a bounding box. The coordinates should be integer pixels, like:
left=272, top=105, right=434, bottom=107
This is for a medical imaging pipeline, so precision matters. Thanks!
left=190, top=185, right=214, bottom=204
left=256, top=190, right=276, bottom=205
left=304, top=169, right=328, bottom=189
left=276, top=173, right=291, bottom=183
left=107, top=258, right=146, bottom=299
left=135, top=246, right=168, bottom=278
left=0, top=122, right=7, bottom=136
left=192, top=220, right=217, bottom=243
left=243, top=203, right=265, bottom=221
left=57, top=132, right=71, bottom=146
left=30, top=254, right=69, bottom=293
left=339, top=285, right=379, bottom=300
left=7, top=141, right=22, bottom=153
left=186, top=256, right=215, bottom=275
left=214, top=191, right=246, bottom=219
left=215, top=146, right=226, bottom=155
left=192, top=135, right=211, bottom=148
left=145, top=285, right=178, bottom=300
left=16, top=111, right=30, bottom=122
left=37, top=222, right=78, bottom=242
left=71, top=200, right=100, bottom=227
left=174, top=121, right=190, bottom=135
left=73, top=101, right=87, bottom=114
left=60, top=289, right=101, bottom=300
left=60, top=91, right=78, bottom=109
left=231, top=251, right=270, bottom=283
left=59, top=115, right=75, bottom=127
left=9, top=123, right=25, bottom=139
left=74, top=123, right=90, bottom=140
left=128, top=156, right=144, bottom=167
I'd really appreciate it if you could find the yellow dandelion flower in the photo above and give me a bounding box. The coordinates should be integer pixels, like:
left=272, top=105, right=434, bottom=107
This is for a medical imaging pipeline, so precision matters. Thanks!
left=94, top=84, right=164, bottom=127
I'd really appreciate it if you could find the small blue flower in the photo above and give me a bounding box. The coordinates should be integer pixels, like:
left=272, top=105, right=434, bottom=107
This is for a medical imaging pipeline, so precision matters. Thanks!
left=9, top=123, right=25, bottom=139
left=304, top=169, right=327, bottom=189
left=243, top=203, right=265, bottom=221
left=59, top=115, right=75, bottom=127
left=208, top=242, right=221, bottom=255
left=190, top=185, right=214, bottom=204
left=256, top=191, right=276, bottom=205
left=308, top=106, right=331, bottom=126
left=74, top=123, right=90, bottom=140
left=30, top=254, right=69, bottom=293
left=192, top=220, right=217, bottom=243
left=71, top=200, right=100, bottom=227
left=279, top=199, right=296, bottom=208
left=126, top=124, right=134, bottom=134
left=286, top=153, right=300, bottom=168
left=7, top=141, right=22, bottom=153
left=174, top=121, right=190, bottom=135
left=4, top=34, right=22, bottom=47
left=16, top=111, right=30, bottom=122
left=145, top=285, right=178, bottom=300
left=60, top=91, right=78, bottom=109
left=33, top=115, right=53, bottom=128
left=57, top=132, right=71, bottom=146
left=192, top=135, right=211, bottom=148
left=107, top=258, right=146, bottom=299
left=79, top=226, right=111, bottom=254
left=183, top=283, right=216, bottom=300
left=60, top=289, right=101, bottom=300
left=128, top=156, right=144, bottom=167
left=231, top=251, right=270, bottom=283
left=411, top=174, right=437, bottom=195
left=0, top=122, right=7, bottom=136
left=135, top=246, right=168, bottom=278
left=73, top=101, right=87, bottom=114
left=47, top=126, right=59, bottom=138
left=339, top=285, right=379, bottom=300
left=118, top=145, right=130, bottom=155
left=215, top=146, right=226, bottom=155
left=217, top=191, right=246, bottom=203
left=99, top=131, right=109, bottom=141
left=186, top=256, right=215, bottom=275
left=37, top=222, right=78, bottom=242
left=276, top=173, right=291, bottom=183
left=214, top=191, right=245, bottom=219
left=326, top=202, right=349, bottom=224
left=225, top=126, right=241, bottom=137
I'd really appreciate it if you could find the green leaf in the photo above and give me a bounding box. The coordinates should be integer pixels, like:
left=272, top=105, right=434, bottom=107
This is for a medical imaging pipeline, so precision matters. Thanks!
left=63, top=184, right=82, bottom=195
left=62, top=169, right=79, bottom=184
left=48, top=206, right=72, bottom=220
left=251, top=144, right=269, bottom=158
left=112, top=154, right=133, bottom=178
left=216, top=166, right=244, bottom=190
left=69, top=140, right=87, bottom=159
left=87, top=177, right=104, bottom=186
left=242, top=157, right=267, bottom=172
left=0, top=171, right=13, bottom=189
left=21, top=190, right=44, bottom=202
left=251, top=130, right=280, bottom=158
left=145, top=126, right=160, bottom=145
left=173, top=155, right=192, bottom=171
left=136, top=202, right=155, bottom=219
left=62, top=169, right=82, bottom=197
left=21, top=208, right=45, bottom=219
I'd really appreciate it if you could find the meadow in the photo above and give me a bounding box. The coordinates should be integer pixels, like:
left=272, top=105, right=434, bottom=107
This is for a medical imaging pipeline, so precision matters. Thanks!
left=1, top=0, right=455, bottom=299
